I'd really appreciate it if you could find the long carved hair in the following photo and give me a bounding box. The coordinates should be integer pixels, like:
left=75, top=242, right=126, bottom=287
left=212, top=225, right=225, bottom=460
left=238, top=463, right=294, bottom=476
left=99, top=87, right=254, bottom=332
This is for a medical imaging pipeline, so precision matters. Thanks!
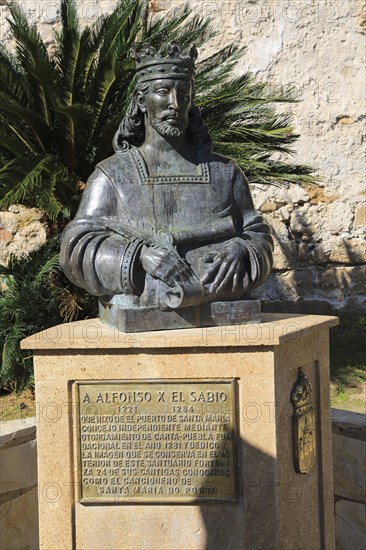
left=112, top=81, right=212, bottom=152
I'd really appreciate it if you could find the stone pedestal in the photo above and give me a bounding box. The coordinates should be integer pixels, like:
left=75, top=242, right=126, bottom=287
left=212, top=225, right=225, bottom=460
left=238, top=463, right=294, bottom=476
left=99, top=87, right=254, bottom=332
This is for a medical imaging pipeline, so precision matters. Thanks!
left=21, top=313, right=338, bottom=550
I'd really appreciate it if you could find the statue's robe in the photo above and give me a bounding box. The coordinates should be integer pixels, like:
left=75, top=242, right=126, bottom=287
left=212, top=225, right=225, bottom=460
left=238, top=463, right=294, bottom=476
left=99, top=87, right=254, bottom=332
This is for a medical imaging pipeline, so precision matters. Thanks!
left=60, top=146, right=273, bottom=308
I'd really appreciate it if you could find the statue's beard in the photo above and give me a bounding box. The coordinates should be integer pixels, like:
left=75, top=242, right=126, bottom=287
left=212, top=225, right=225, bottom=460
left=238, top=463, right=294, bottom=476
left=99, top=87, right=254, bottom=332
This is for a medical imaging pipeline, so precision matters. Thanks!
left=153, top=121, right=185, bottom=137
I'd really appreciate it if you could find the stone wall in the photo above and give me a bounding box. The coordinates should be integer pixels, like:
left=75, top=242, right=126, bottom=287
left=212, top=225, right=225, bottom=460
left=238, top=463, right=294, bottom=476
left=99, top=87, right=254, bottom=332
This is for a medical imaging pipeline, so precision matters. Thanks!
left=0, top=417, right=38, bottom=550
left=0, top=0, right=365, bottom=313
left=332, top=409, right=366, bottom=550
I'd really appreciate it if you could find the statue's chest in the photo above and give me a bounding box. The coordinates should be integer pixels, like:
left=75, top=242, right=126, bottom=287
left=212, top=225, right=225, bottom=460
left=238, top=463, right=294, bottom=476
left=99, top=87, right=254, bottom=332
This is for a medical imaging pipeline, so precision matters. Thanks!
left=110, top=149, right=233, bottom=230
left=115, top=181, right=230, bottom=230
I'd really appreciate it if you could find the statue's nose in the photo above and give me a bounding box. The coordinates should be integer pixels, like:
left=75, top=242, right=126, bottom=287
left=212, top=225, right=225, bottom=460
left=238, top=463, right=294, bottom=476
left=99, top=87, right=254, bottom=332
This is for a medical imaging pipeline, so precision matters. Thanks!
left=168, top=90, right=179, bottom=110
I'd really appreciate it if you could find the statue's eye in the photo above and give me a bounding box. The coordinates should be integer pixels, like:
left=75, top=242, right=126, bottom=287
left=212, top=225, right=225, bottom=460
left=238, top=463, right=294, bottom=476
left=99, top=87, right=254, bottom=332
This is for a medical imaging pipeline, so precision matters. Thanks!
left=156, top=89, right=169, bottom=96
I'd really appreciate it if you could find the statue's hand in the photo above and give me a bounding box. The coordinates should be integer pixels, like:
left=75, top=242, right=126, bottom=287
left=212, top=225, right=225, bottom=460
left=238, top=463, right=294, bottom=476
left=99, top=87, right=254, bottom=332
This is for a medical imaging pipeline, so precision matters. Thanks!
left=201, top=241, right=249, bottom=294
left=140, top=244, right=195, bottom=288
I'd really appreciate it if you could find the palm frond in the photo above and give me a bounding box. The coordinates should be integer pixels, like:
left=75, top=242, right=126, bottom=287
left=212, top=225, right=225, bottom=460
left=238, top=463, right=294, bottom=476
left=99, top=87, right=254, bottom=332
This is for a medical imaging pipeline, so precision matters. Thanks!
left=36, top=174, right=64, bottom=221
left=0, top=93, right=51, bottom=151
left=0, top=116, right=37, bottom=157
left=6, top=1, right=58, bottom=125
left=0, top=46, right=29, bottom=105
left=53, top=0, right=81, bottom=105
left=0, top=156, right=50, bottom=208
left=85, top=0, right=144, bottom=144
left=58, top=287, right=82, bottom=322
left=35, top=254, right=60, bottom=282
left=99, top=0, right=144, bottom=60
left=145, top=3, right=212, bottom=48
left=53, top=103, right=95, bottom=172
left=1, top=321, right=28, bottom=380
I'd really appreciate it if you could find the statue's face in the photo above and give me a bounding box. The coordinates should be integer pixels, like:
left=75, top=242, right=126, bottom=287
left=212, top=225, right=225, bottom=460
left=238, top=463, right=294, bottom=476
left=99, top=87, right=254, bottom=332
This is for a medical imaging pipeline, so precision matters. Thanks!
left=138, top=78, right=192, bottom=137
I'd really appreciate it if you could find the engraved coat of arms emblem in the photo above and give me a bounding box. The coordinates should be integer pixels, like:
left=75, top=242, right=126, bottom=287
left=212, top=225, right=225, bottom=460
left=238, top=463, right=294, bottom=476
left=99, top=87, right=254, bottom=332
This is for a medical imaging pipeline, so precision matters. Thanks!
left=291, top=368, right=316, bottom=474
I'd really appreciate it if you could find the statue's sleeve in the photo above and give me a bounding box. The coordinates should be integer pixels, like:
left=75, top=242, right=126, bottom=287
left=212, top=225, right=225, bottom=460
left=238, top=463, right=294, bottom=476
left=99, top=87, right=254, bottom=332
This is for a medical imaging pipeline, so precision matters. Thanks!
left=60, top=168, right=142, bottom=296
left=231, top=163, right=274, bottom=289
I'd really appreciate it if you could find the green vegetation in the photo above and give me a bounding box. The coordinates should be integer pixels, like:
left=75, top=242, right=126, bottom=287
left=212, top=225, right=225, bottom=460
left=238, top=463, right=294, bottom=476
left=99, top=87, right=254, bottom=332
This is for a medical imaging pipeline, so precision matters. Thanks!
left=0, top=236, right=97, bottom=390
left=0, top=0, right=315, bottom=391
left=330, top=316, right=366, bottom=413
left=0, top=387, right=36, bottom=421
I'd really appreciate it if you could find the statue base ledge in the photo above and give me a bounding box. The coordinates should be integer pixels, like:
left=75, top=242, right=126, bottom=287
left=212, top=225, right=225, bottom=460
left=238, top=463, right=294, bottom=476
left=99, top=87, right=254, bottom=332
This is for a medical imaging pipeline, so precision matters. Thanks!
left=98, top=299, right=261, bottom=332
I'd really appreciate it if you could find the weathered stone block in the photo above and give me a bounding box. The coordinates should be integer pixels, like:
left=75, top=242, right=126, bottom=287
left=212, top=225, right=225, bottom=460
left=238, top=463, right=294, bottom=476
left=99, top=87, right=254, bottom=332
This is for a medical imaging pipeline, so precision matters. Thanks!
left=0, top=207, right=47, bottom=265
left=278, top=206, right=291, bottom=221
left=0, top=491, right=39, bottom=550
left=332, top=409, right=366, bottom=441
left=354, top=203, right=366, bottom=228
left=332, top=434, right=366, bottom=502
left=0, top=418, right=38, bottom=549
left=312, top=238, right=366, bottom=265
left=0, top=440, right=38, bottom=494
left=251, top=184, right=309, bottom=210
left=267, top=217, right=297, bottom=270
left=290, top=204, right=325, bottom=238
left=316, top=266, right=366, bottom=294
left=254, top=269, right=315, bottom=301
left=0, top=417, right=36, bottom=449
left=335, top=500, right=366, bottom=550
left=260, top=200, right=277, bottom=213
left=328, top=202, right=353, bottom=235
left=329, top=238, right=366, bottom=264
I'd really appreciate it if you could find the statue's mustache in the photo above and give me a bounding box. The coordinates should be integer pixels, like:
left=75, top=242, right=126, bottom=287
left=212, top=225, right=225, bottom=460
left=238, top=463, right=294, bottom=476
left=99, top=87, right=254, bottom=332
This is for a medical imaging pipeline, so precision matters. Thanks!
left=158, top=112, right=183, bottom=122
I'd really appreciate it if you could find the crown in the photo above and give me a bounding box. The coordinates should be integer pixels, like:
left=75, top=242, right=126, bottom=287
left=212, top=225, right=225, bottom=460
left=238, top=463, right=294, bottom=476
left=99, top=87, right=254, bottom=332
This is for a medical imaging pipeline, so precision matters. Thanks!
left=291, top=368, right=313, bottom=414
left=131, top=42, right=198, bottom=83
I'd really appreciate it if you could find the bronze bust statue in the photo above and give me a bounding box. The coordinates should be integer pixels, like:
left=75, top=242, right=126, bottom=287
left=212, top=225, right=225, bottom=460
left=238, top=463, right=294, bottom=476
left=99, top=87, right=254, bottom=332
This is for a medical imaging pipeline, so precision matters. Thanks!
left=60, top=43, right=273, bottom=331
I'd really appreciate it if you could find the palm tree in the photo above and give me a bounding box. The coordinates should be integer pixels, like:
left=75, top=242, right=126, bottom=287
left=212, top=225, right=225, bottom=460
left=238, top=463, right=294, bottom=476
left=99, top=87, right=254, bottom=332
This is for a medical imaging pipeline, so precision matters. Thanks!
left=0, top=0, right=313, bottom=223
left=0, top=0, right=315, bottom=389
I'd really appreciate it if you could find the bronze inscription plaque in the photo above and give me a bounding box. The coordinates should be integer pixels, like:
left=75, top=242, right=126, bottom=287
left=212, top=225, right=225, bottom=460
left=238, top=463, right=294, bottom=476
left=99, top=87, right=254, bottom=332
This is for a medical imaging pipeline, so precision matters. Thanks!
left=75, top=379, right=237, bottom=503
